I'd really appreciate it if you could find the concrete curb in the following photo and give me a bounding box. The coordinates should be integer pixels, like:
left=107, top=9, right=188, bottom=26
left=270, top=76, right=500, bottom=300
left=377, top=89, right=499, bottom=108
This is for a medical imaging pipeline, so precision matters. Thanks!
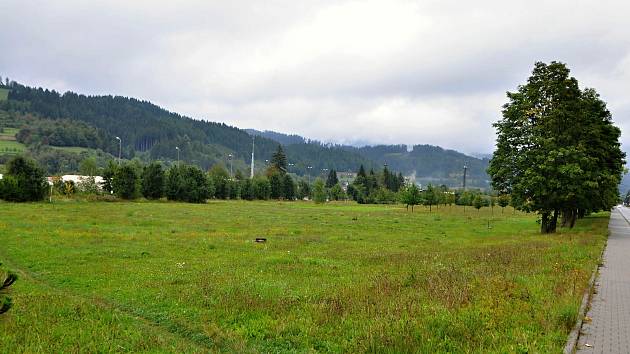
left=563, top=209, right=618, bottom=353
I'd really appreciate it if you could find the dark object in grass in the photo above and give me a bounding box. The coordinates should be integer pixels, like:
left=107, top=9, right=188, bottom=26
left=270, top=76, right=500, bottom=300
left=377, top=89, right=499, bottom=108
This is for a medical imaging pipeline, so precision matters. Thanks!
left=0, top=266, right=18, bottom=314
left=255, top=238, right=267, bottom=243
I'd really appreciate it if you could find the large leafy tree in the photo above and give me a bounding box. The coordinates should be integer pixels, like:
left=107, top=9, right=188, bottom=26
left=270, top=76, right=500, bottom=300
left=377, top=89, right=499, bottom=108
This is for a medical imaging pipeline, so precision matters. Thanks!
left=488, top=61, right=625, bottom=233
left=400, top=183, right=422, bottom=212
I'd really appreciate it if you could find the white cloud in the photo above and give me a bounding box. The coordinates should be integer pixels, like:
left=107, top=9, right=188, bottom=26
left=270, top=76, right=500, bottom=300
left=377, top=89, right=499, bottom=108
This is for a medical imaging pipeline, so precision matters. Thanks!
left=1, top=0, right=630, bottom=153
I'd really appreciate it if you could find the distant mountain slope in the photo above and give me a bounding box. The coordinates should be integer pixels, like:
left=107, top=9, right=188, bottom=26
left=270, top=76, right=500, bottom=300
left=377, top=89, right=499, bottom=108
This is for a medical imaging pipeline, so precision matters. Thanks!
left=1, top=82, right=372, bottom=173
left=245, top=129, right=306, bottom=145
left=243, top=130, right=491, bottom=188
left=354, top=144, right=490, bottom=188
left=0, top=81, right=490, bottom=187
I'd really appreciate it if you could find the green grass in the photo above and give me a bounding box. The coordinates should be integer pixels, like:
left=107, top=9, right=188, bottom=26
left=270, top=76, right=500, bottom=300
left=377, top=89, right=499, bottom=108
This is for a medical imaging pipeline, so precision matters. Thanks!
left=0, top=201, right=607, bottom=352
left=0, top=127, right=19, bottom=137
left=0, top=140, right=26, bottom=154
left=0, top=88, right=8, bottom=101
left=49, top=145, right=95, bottom=154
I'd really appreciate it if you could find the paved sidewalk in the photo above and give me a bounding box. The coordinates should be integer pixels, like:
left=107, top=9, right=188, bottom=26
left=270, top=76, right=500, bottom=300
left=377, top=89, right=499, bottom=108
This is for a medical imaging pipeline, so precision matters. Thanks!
left=577, top=207, right=630, bottom=353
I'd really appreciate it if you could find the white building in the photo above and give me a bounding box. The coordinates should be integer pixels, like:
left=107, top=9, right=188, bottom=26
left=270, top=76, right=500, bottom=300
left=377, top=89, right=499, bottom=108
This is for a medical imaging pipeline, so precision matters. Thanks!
left=47, top=175, right=105, bottom=188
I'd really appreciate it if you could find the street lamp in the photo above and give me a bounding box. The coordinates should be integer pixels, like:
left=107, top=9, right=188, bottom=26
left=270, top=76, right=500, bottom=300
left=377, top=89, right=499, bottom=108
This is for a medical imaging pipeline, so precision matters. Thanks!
left=307, top=166, right=313, bottom=183
left=175, top=146, right=180, bottom=165
left=115, top=136, right=121, bottom=165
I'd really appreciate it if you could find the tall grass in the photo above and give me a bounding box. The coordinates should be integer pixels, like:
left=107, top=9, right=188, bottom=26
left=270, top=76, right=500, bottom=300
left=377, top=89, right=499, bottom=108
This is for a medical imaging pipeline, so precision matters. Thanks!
left=0, top=201, right=607, bottom=352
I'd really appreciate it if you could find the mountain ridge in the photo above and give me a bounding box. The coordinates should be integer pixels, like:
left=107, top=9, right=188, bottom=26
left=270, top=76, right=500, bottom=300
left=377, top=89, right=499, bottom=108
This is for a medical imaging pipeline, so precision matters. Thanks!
left=0, top=80, right=489, bottom=188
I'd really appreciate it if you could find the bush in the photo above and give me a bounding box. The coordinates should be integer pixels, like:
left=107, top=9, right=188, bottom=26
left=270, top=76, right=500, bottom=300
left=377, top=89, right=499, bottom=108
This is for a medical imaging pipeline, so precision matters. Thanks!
left=283, top=174, right=295, bottom=200
left=0, top=156, right=48, bottom=202
left=252, top=176, right=271, bottom=200
left=166, top=164, right=214, bottom=203
left=269, top=172, right=283, bottom=199
left=113, top=164, right=139, bottom=200
left=312, top=178, right=327, bottom=203
left=329, top=183, right=346, bottom=201
left=240, top=178, right=255, bottom=201
left=297, top=180, right=310, bottom=200
left=141, top=162, right=165, bottom=199
left=78, top=176, right=100, bottom=195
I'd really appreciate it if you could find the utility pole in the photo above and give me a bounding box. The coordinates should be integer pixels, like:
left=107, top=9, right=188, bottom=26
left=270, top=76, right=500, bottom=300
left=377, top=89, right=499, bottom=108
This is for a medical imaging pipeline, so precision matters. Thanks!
left=463, top=165, right=468, bottom=190
left=250, top=136, right=255, bottom=178
left=115, top=136, right=122, bottom=165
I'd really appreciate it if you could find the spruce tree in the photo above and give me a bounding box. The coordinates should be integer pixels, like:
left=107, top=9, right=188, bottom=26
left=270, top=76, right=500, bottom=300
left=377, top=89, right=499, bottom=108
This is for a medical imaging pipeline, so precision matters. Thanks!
left=270, top=145, right=288, bottom=174
left=325, top=169, right=338, bottom=188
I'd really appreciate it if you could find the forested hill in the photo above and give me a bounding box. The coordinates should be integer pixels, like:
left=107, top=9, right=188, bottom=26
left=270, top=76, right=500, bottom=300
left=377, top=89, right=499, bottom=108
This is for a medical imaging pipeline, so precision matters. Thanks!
left=243, top=129, right=490, bottom=188
left=0, top=80, right=489, bottom=187
left=0, top=81, right=372, bottom=174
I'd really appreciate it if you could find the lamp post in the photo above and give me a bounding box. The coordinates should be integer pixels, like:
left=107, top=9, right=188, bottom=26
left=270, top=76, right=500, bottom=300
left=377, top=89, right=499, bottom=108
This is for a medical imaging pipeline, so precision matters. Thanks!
left=115, top=136, right=121, bottom=165
left=307, top=166, right=313, bottom=183
left=175, top=146, right=180, bottom=165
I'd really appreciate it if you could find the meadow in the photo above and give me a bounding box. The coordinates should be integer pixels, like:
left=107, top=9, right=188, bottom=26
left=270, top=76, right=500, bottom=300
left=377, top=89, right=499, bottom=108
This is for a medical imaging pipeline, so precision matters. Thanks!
left=0, top=201, right=607, bottom=353
left=0, top=127, right=25, bottom=156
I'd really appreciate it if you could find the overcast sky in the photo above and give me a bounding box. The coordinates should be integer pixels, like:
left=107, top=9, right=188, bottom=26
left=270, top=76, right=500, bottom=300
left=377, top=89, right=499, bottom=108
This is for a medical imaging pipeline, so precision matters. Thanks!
left=1, top=0, right=629, bottom=154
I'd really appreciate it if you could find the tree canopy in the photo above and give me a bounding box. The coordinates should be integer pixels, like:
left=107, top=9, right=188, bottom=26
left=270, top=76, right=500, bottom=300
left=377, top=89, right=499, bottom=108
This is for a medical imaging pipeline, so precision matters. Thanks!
left=488, top=61, right=625, bottom=233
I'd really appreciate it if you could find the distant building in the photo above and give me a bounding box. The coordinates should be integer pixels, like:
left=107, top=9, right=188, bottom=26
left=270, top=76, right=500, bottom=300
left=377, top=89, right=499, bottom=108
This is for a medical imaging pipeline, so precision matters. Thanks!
left=47, top=175, right=105, bottom=188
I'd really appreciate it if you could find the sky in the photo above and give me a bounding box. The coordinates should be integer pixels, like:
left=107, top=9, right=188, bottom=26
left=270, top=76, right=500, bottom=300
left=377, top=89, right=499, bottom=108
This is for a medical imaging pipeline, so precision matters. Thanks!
left=1, top=0, right=629, bottom=154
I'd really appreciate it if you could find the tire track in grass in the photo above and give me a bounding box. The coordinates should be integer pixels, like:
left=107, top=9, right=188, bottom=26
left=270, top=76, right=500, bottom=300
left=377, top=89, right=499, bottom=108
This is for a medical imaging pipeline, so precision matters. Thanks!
left=0, top=251, right=218, bottom=352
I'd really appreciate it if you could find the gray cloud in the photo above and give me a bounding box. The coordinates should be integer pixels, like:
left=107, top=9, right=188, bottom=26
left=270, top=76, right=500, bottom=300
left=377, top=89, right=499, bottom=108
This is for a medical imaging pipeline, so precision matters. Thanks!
left=1, top=0, right=629, bottom=154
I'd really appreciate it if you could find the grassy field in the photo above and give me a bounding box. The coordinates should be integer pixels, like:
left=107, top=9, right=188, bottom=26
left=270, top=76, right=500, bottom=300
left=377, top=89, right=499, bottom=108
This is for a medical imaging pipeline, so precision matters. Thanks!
left=0, top=127, right=26, bottom=155
left=49, top=145, right=95, bottom=154
left=0, top=201, right=607, bottom=353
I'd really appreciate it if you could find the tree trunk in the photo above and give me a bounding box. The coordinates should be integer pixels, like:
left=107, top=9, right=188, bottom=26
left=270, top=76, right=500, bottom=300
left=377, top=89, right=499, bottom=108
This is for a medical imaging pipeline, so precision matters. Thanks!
left=569, top=209, right=577, bottom=228
left=541, top=212, right=550, bottom=233
left=560, top=209, right=571, bottom=227
left=541, top=210, right=558, bottom=234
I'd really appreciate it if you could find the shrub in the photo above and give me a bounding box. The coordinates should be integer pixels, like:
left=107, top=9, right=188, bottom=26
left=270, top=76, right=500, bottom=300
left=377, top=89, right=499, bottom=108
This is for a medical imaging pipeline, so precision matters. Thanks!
left=112, top=164, right=139, bottom=200
left=141, top=162, right=165, bottom=199
left=0, top=156, right=48, bottom=202
left=252, top=176, right=271, bottom=200
left=78, top=176, right=100, bottom=195
left=240, top=178, right=255, bottom=201
left=166, top=164, right=214, bottom=203
left=329, top=183, right=346, bottom=201
left=312, top=178, right=327, bottom=203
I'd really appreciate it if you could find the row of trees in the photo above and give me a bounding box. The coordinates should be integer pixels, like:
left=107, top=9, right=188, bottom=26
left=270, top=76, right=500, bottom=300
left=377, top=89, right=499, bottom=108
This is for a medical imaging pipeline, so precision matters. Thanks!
left=347, top=165, right=406, bottom=204
left=488, top=62, right=625, bottom=233
left=399, top=184, right=511, bottom=212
